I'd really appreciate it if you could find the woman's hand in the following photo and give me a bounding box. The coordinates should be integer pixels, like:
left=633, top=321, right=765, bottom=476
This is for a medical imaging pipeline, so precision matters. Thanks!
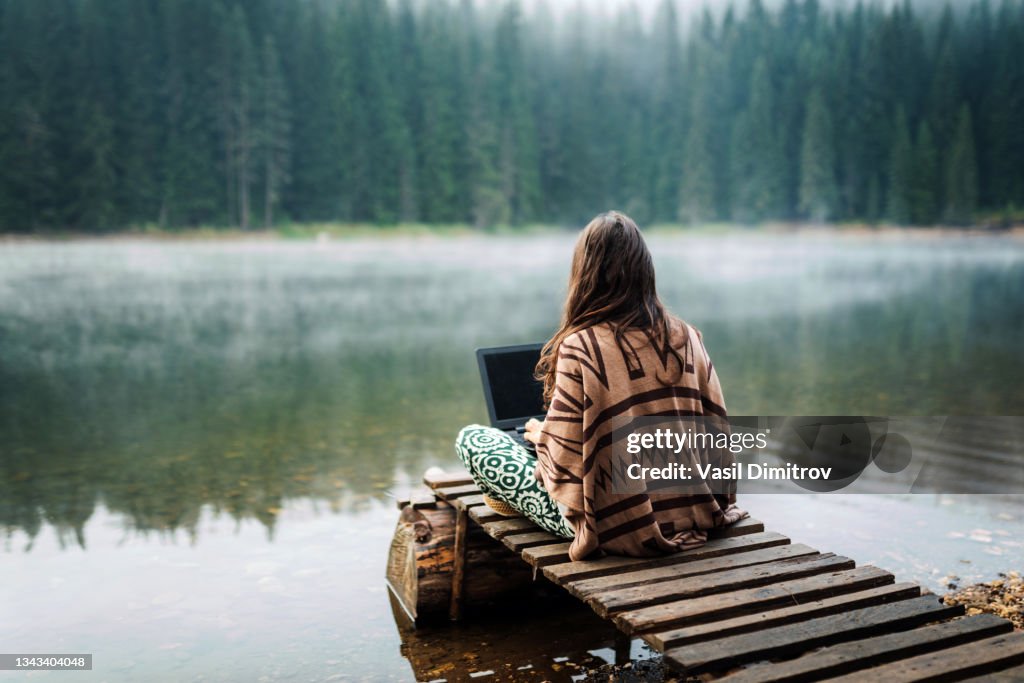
left=523, top=418, right=543, bottom=444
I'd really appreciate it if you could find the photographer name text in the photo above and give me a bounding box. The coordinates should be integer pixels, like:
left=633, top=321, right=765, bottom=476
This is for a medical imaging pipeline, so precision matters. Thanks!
left=625, top=462, right=834, bottom=481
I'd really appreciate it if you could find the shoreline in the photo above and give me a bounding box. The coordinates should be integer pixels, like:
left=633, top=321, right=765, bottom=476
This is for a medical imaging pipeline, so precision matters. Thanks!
left=1, top=221, right=1023, bottom=244
left=944, top=571, right=1024, bottom=631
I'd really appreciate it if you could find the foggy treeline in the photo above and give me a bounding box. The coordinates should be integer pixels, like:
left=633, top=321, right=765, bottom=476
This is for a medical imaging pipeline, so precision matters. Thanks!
left=1, top=0, right=1021, bottom=232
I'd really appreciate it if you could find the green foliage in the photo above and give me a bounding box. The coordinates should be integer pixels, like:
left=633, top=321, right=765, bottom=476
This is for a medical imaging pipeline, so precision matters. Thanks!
left=74, top=103, right=118, bottom=229
left=679, top=35, right=720, bottom=225
left=798, top=88, right=839, bottom=221
left=944, top=104, right=979, bottom=225
left=910, top=121, right=939, bottom=225
left=680, top=96, right=716, bottom=224
left=0, top=0, right=1021, bottom=232
left=886, top=106, right=914, bottom=224
left=730, top=58, right=786, bottom=223
left=256, top=36, right=291, bottom=228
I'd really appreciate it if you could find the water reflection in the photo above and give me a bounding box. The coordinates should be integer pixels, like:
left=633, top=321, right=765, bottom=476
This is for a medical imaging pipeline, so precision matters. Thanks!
left=388, top=587, right=643, bottom=682
left=1, top=235, right=1022, bottom=548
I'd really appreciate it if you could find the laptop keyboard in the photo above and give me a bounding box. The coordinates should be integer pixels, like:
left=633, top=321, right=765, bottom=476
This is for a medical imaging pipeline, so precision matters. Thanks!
left=508, top=428, right=537, bottom=454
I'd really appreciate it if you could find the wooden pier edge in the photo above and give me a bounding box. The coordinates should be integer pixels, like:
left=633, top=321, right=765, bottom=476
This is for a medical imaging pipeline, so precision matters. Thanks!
left=388, top=468, right=1024, bottom=680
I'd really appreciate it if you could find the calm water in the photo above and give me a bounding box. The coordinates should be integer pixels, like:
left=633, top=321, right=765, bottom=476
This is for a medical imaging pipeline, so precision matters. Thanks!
left=1, top=231, right=1023, bottom=682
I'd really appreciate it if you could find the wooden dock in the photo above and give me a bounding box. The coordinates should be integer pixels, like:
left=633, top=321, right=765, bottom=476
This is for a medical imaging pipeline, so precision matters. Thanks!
left=391, top=468, right=1024, bottom=681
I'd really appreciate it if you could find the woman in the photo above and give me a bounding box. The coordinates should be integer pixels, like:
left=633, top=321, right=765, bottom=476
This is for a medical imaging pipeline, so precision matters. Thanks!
left=456, top=211, right=746, bottom=561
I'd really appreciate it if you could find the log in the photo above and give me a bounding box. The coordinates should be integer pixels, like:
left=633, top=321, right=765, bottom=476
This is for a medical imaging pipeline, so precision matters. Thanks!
left=386, top=498, right=534, bottom=623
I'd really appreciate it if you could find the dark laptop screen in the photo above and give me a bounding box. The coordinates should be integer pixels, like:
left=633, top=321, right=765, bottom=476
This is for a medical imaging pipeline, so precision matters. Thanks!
left=482, top=346, right=545, bottom=424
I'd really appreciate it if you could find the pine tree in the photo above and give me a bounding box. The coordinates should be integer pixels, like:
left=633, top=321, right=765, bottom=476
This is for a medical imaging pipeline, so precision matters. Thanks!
left=910, top=121, right=939, bottom=225
left=530, top=0, right=568, bottom=221
left=774, top=0, right=807, bottom=217
left=865, top=173, right=882, bottom=223
left=209, top=3, right=261, bottom=228
left=0, top=101, right=58, bottom=231
left=417, top=4, right=461, bottom=222
left=395, top=0, right=421, bottom=222
left=829, top=22, right=858, bottom=220
left=232, top=6, right=258, bottom=230
left=550, top=1, right=607, bottom=224
left=651, top=0, right=686, bottom=222
left=982, top=4, right=1024, bottom=211
left=885, top=106, right=913, bottom=224
left=943, top=104, right=978, bottom=225
left=70, top=1, right=119, bottom=229
left=679, top=61, right=716, bottom=224
left=463, top=5, right=507, bottom=228
left=256, top=36, right=290, bottom=228
left=75, top=103, right=118, bottom=229
left=849, top=6, right=896, bottom=221
left=493, top=1, right=540, bottom=224
left=0, top=1, right=59, bottom=231
left=111, top=0, right=161, bottom=226
left=798, top=88, right=839, bottom=221
left=730, top=58, right=786, bottom=223
left=927, top=29, right=960, bottom=211
left=155, top=0, right=222, bottom=227
left=286, top=2, right=348, bottom=222
left=928, top=8, right=960, bottom=146
left=347, top=0, right=405, bottom=223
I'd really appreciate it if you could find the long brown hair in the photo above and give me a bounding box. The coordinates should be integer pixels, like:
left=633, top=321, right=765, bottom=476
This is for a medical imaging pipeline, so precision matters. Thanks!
left=536, top=210, right=684, bottom=407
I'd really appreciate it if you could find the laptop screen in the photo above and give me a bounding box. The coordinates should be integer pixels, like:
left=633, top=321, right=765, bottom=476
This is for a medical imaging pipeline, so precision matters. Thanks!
left=477, top=344, right=546, bottom=428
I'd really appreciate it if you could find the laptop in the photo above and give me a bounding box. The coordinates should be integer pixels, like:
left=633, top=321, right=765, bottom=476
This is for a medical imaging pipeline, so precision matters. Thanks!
left=476, top=343, right=546, bottom=454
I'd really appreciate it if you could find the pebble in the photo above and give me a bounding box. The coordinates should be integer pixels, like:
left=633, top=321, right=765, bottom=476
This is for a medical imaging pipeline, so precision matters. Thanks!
left=944, top=571, right=1024, bottom=629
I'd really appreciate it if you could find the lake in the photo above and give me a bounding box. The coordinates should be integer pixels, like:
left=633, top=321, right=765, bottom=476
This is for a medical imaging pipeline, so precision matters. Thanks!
left=1, top=230, right=1023, bottom=681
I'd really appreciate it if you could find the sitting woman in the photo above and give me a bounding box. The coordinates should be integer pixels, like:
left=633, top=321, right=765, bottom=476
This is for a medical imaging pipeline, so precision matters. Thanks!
left=456, top=210, right=746, bottom=561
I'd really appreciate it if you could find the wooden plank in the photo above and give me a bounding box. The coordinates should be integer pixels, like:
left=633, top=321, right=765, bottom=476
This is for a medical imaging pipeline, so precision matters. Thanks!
left=825, top=631, right=1024, bottom=683
left=567, top=543, right=819, bottom=600
left=615, top=565, right=894, bottom=635
left=646, top=583, right=922, bottom=651
left=411, top=498, right=438, bottom=510
left=481, top=517, right=537, bottom=539
left=647, top=586, right=922, bottom=653
left=502, top=531, right=561, bottom=552
left=522, top=522, right=767, bottom=570
left=520, top=528, right=770, bottom=573
left=664, top=594, right=963, bottom=675
left=723, top=614, right=1013, bottom=682
left=448, top=501, right=469, bottom=621
left=396, top=485, right=438, bottom=510
left=423, top=469, right=474, bottom=489
left=468, top=504, right=522, bottom=525
left=709, top=516, right=765, bottom=538
left=434, top=483, right=481, bottom=501
left=960, top=662, right=1024, bottom=682
left=590, top=554, right=854, bottom=617
left=522, top=541, right=573, bottom=567
left=543, top=531, right=792, bottom=584
left=458, top=493, right=486, bottom=507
